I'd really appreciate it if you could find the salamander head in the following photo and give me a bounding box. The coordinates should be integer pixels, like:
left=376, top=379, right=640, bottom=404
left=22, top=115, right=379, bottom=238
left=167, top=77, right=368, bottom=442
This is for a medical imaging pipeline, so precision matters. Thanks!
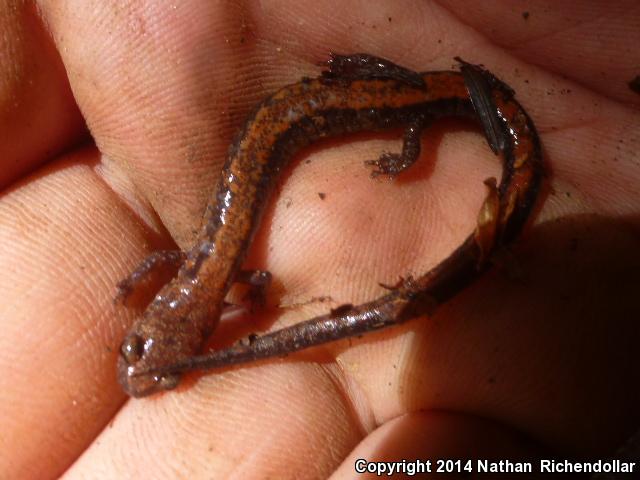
left=117, top=330, right=182, bottom=398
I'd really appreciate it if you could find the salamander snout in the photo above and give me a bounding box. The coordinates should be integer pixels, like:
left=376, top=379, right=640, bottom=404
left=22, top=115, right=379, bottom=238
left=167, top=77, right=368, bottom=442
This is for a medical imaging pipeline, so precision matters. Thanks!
left=117, top=332, right=181, bottom=398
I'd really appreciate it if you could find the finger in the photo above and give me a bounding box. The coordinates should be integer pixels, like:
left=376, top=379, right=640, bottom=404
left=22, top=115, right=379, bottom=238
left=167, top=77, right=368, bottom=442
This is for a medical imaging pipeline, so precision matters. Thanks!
left=330, top=412, right=547, bottom=479
left=439, top=0, right=640, bottom=105
left=0, top=148, right=172, bottom=478
left=64, top=363, right=362, bottom=479
left=37, top=0, right=319, bottom=247
left=0, top=0, right=85, bottom=189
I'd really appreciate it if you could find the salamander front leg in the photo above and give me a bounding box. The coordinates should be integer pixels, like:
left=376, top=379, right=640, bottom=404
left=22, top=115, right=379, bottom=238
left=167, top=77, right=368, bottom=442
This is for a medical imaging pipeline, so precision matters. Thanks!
left=365, top=117, right=430, bottom=178
left=115, top=250, right=186, bottom=306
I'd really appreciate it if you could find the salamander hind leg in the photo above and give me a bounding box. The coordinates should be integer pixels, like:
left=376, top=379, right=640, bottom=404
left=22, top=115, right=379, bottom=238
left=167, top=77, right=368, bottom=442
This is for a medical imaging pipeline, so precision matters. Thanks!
left=115, top=250, right=186, bottom=306
left=456, top=57, right=513, bottom=155
left=365, top=117, right=429, bottom=178
left=321, top=53, right=425, bottom=88
left=235, top=269, right=272, bottom=309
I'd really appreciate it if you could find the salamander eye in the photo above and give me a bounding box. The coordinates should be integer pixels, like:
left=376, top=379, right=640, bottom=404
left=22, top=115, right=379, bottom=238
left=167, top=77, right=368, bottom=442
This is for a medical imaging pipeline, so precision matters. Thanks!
left=120, top=334, right=144, bottom=365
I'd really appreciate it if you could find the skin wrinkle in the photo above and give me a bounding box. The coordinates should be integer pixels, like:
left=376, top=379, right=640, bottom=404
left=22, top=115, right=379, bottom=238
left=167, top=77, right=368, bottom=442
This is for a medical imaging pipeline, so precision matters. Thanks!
left=321, top=361, right=371, bottom=439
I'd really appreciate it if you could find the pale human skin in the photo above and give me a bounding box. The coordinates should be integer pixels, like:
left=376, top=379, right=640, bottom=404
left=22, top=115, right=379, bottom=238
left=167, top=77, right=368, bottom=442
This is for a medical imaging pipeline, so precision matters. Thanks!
left=0, top=1, right=639, bottom=479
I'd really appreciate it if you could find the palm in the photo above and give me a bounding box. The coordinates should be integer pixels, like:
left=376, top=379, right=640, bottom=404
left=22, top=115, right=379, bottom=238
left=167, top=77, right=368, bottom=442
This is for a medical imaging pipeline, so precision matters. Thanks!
left=1, top=1, right=638, bottom=478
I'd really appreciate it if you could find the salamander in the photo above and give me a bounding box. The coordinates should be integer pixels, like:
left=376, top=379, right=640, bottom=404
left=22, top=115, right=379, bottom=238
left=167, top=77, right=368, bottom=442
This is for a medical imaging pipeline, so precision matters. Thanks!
left=117, top=53, right=543, bottom=397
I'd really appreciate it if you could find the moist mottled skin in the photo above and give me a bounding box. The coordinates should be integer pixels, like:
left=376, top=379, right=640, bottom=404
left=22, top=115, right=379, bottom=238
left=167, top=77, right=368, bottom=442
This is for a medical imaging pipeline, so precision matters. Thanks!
left=118, top=54, right=543, bottom=397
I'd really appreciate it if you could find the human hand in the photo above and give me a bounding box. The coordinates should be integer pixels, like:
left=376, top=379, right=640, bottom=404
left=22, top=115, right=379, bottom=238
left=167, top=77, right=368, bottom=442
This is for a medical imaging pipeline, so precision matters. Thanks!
left=1, top=1, right=638, bottom=478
